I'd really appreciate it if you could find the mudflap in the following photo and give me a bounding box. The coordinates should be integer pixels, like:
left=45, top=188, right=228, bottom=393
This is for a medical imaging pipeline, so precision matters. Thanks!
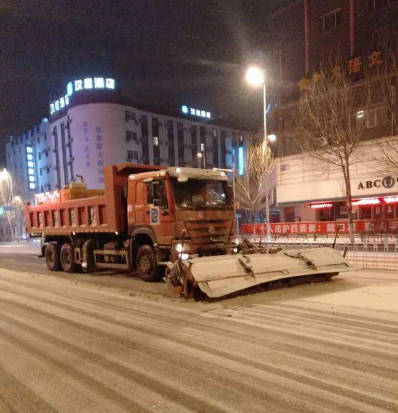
left=164, top=247, right=352, bottom=299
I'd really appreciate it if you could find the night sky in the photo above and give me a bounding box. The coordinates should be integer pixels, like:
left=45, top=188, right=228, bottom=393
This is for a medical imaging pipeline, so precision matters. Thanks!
left=0, top=0, right=292, bottom=166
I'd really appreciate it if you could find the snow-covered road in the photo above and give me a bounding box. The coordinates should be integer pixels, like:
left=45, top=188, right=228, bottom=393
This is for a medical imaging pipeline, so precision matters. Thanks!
left=0, top=265, right=397, bottom=412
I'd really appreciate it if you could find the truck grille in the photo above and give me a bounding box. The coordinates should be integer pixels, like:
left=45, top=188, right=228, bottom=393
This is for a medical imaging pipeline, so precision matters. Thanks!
left=184, top=219, right=231, bottom=245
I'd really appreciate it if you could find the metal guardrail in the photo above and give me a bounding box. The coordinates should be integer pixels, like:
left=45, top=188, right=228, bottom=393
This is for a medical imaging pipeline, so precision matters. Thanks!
left=243, top=235, right=398, bottom=270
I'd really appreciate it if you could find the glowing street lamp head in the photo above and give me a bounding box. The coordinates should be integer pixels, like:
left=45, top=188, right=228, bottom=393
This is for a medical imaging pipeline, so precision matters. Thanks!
left=245, top=67, right=265, bottom=87
left=267, top=134, right=277, bottom=142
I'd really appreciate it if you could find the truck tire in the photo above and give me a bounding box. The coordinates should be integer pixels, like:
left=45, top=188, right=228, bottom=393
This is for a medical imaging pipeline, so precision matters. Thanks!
left=136, top=245, right=162, bottom=282
left=45, top=243, right=61, bottom=271
left=60, top=243, right=79, bottom=273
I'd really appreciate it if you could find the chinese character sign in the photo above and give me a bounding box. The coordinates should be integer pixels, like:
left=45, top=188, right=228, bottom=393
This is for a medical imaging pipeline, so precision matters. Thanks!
left=348, top=57, right=362, bottom=75
left=241, top=220, right=398, bottom=235
left=49, top=77, right=116, bottom=116
left=182, top=105, right=211, bottom=119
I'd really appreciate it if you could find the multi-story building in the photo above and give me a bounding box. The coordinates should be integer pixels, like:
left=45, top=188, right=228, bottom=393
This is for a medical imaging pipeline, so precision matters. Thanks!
left=6, top=76, right=248, bottom=202
left=265, top=0, right=398, bottom=225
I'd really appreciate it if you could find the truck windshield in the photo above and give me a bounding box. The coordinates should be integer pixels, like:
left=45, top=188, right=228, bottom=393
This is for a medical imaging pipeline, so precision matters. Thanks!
left=171, top=179, right=232, bottom=209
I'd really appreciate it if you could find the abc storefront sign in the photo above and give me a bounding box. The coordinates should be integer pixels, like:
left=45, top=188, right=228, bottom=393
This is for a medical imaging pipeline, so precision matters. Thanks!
left=357, top=175, right=398, bottom=191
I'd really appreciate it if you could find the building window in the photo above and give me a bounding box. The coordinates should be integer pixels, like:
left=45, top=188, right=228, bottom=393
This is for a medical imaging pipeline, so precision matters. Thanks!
left=371, top=28, right=388, bottom=49
left=167, top=120, right=175, bottom=166
left=126, top=130, right=133, bottom=142
left=152, top=117, right=160, bottom=165
left=367, top=0, right=390, bottom=12
left=177, top=122, right=184, bottom=166
left=212, top=129, right=219, bottom=167
left=357, top=107, right=387, bottom=129
left=127, top=150, right=139, bottom=161
left=140, top=115, right=149, bottom=164
left=320, top=46, right=341, bottom=67
left=190, top=125, right=198, bottom=163
left=220, top=130, right=227, bottom=168
left=318, top=9, right=342, bottom=33
left=367, top=107, right=388, bottom=128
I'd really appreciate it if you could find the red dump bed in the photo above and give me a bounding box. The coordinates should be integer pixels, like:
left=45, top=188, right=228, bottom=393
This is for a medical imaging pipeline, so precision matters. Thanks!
left=25, top=163, right=161, bottom=236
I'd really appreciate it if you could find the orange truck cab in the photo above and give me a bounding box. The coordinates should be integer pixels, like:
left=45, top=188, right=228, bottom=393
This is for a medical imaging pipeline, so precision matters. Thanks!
left=25, top=163, right=237, bottom=281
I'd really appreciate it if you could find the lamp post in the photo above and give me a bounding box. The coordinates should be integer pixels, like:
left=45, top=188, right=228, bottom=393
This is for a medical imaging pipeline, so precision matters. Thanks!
left=245, top=66, right=272, bottom=240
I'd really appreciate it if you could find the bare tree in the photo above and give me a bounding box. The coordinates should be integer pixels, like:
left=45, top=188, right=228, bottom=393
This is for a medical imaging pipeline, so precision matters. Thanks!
left=294, top=64, right=373, bottom=242
left=0, top=172, right=25, bottom=241
left=371, top=45, right=398, bottom=172
left=234, top=136, right=275, bottom=226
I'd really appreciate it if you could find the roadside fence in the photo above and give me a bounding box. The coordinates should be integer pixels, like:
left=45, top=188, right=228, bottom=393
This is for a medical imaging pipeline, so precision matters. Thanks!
left=242, top=235, right=398, bottom=271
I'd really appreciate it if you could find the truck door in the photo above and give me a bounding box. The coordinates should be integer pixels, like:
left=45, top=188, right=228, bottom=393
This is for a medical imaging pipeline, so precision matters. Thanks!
left=132, top=180, right=147, bottom=227
left=146, top=179, right=173, bottom=245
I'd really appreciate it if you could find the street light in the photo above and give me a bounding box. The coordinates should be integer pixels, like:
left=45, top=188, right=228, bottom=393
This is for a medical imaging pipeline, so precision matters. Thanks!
left=245, top=67, right=265, bottom=87
left=245, top=66, right=271, bottom=240
left=267, top=134, right=277, bottom=142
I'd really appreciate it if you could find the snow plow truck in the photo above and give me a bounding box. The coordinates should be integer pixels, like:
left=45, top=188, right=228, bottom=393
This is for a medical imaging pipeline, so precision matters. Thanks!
left=25, top=163, right=351, bottom=299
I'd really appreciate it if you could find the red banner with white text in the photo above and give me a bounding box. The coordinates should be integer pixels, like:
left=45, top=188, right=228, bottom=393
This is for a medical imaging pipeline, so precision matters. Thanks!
left=241, top=220, right=398, bottom=236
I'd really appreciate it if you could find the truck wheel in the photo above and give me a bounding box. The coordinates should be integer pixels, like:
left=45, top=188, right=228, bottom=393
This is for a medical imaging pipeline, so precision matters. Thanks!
left=136, top=245, right=162, bottom=282
left=45, top=243, right=61, bottom=271
left=60, top=243, right=79, bottom=273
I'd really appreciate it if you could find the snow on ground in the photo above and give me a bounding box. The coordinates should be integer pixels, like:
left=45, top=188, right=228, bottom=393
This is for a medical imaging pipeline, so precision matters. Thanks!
left=0, top=263, right=397, bottom=412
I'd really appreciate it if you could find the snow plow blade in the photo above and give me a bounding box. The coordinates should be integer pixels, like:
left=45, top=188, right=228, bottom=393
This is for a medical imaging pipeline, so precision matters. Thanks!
left=165, top=247, right=351, bottom=299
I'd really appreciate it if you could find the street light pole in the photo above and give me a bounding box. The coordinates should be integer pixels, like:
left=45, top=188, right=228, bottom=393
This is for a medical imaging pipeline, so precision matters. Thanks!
left=263, top=82, right=267, bottom=150
left=263, top=82, right=271, bottom=241
left=245, top=67, right=271, bottom=240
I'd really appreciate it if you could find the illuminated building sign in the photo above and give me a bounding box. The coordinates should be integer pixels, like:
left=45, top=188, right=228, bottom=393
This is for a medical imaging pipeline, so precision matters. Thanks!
left=309, top=203, right=333, bottom=209
left=181, top=105, right=211, bottom=119
left=26, top=146, right=36, bottom=190
left=384, top=196, right=398, bottom=204
left=238, top=147, right=244, bottom=176
left=49, top=77, right=116, bottom=116
left=352, top=198, right=381, bottom=206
